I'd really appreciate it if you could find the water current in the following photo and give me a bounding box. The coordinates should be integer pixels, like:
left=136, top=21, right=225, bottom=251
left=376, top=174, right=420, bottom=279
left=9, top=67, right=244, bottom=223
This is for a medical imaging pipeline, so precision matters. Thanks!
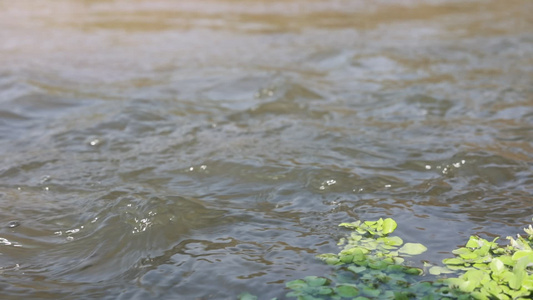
left=0, top=0, right=532, bottom=299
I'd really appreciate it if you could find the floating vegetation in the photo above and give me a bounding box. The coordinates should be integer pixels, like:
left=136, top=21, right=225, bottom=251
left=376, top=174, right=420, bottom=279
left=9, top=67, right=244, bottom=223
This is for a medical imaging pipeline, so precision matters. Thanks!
left=239, top=219, right=533, bottom=300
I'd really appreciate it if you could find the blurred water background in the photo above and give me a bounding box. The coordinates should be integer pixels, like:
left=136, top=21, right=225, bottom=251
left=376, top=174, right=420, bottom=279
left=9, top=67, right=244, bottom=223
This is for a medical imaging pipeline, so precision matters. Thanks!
left=0, top=0, right=532, bottom=299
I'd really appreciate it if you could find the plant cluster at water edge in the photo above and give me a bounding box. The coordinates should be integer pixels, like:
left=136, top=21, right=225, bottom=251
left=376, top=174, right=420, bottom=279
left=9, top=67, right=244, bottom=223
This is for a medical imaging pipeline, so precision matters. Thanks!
left=239, top=218, right=533, bottom=300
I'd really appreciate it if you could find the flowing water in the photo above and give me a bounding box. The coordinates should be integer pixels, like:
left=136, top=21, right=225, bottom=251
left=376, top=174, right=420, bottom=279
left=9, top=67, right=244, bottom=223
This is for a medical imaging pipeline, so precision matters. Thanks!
left=0, top=0, right=532, bottom=299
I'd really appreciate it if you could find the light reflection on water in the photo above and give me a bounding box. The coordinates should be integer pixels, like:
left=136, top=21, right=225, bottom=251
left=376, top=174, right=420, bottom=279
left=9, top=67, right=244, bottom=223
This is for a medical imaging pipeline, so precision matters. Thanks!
left=0, top=0, right=532, bottom=299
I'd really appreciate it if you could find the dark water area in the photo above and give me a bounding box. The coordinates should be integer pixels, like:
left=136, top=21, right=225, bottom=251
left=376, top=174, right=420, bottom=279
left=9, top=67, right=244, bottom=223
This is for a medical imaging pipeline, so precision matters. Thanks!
left=0, top=0, right=532, bottom=299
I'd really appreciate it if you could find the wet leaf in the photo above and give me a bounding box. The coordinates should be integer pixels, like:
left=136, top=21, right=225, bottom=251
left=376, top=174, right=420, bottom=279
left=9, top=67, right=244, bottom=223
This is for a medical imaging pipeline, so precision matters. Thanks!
left=512, top=250, right=533, bottom=261
left=429, top=266, right=455, bottom=275
left=394, top=291, right=410, bottom=300
left=509, top=271, right=523, bottom=290
left=470, top=291, right=489, bottom=300
left=402, top=267, right=422, bottom=275
left=339, top=221, right=360, bottom=229
left=238, top=292, right=258, bottom=300
left=398, top=243, right=427, bottom=255
left=368, top=260, right=388, bottom=270
left=316, top=286, right=333, bottom=295
left=286, top=279, right=307, bottom=289
left=378, top=236, right=403, bottom=247
left=305, top=276, right=328, bottom=287
left=361, top=286, right=381, bottom=297
left=490, top=258, right=505, bottom=274
left=382, top=218, right=397, bottom=235
left=340, top=254, right=354, bottom=264
left=443, top=258, right=464, bottom=265
left=466, top=237, right=481, bottom=248
left=452, top=248, right=472, bottom=256
left=336, top=284, right=359, bottom=297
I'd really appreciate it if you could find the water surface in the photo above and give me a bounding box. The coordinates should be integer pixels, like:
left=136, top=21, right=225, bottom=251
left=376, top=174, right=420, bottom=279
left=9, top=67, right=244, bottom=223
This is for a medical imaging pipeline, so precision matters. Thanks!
left=0, top=0, right=532, bottom=299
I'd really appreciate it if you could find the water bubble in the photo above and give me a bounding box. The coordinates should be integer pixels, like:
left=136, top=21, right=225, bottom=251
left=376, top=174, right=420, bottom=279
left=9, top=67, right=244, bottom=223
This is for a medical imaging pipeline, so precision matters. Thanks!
left=89, top=138, right=101, bottom=146
left=200, top=165, right=207, bottom=170
left=7, top=221, right=20, bottom=228
left=44, top=186, right=50, bottom=191
left=255, top=87, right=275, bottom=98
left=320, top=179, right=336, bottom=190
left=385, top=184, right=391, bottom=188
left=133, top=217, right=152, bottom=233
left=0, top=238, right=12, bottom=246
left=326, top=180, right=336, bottom=186
left=40, top=175, right=51, bottom=184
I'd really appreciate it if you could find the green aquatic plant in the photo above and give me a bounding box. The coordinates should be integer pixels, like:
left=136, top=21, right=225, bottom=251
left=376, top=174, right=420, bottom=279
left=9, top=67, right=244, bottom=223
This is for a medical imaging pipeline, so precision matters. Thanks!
left=239, top=219, right=533, bottom=300
left=285, top=218, right=438, bottom=300
left=439, top=229, right=533, bottom=299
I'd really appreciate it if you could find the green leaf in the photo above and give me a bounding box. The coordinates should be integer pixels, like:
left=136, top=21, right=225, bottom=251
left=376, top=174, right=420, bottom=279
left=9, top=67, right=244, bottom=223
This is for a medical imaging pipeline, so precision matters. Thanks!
left=463, top=269, right=486, bottom=287
left=452, top=247, right=472, bottom=255
left=382, top=218, right=397, bottom=235
left=403, top=267, right=423, bottom=275
left=304, top=276, right=328, bottom=287
left=368, top=260, right=388, bottom=270
left=340, top=254, right=354, bottom=264
left=443, top=258, right=465, bottom=265
left=347, top=265, right=367, bottom=273
left=470, top=291, right=489, bottom=300
left=489, top=258, right=505, bottom=274
left=364, top=220, right=377, bottom=228
left=238, top=292, right=258, bottom=300
left=509, top=270, right=524, bottom=290
left=316, top=286, right=334, bottom=295
left=429, top=266, right=455, bottom=275
left=466, top=236, right=481, bottom=248
left=394, top=291, right=410, bottom=300
left=459, top=251, right=478, bottom=260
left=335, top=284, right=359, bottom=297
left=339, top=221, right=360, bottom=229
left=286, top=279, right=307, bottom=289
left=512, top=250, right=533, bottom=261
left=498, top=255, right=515, bottom=267
left=474, top=244, right=491, bottom=257
left=377, top=218, right=384, bottom=230
left=361, top=286, right=381, bottom=297
left=378, top=236, right=403, bottom=247
left=398, top=243, right=427, bottom=255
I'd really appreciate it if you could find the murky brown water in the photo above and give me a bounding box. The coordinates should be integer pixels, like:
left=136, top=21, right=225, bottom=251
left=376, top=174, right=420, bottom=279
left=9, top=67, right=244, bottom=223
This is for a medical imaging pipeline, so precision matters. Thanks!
left=0, top=0, right=532, bottom=299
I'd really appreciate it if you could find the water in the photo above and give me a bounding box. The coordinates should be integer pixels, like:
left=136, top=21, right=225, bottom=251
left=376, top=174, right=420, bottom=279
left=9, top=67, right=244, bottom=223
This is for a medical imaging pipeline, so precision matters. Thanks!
left=0, top=0, right=532, bottom=299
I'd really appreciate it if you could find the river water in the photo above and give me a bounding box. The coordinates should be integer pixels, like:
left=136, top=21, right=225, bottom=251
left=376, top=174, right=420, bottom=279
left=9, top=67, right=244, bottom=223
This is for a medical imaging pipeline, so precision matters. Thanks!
left=0, top=0, right=532, bottom=299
